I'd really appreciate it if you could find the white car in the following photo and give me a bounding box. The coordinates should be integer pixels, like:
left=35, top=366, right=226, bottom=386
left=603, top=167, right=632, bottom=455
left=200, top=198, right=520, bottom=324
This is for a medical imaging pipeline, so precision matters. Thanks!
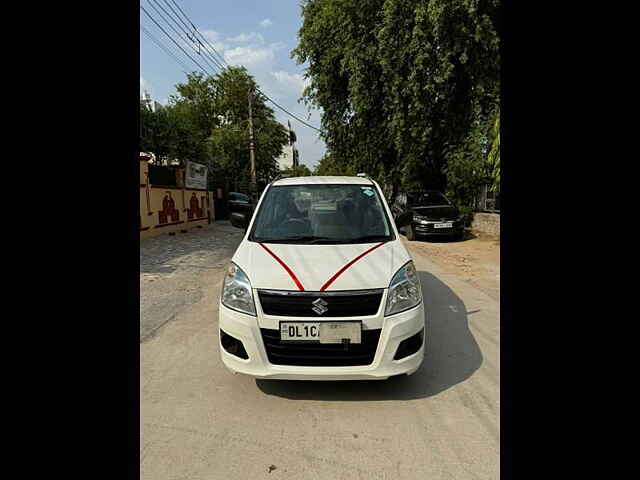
left=219, top=175, right=425, bottom=380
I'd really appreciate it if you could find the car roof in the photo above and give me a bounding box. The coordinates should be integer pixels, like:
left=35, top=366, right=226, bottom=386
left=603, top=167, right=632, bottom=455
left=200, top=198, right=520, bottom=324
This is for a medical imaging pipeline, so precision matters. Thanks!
left=271, top=176, right=374, bottom=186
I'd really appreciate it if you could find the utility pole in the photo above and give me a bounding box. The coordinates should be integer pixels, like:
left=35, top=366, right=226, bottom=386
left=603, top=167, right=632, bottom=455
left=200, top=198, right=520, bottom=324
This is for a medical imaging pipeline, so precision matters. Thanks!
left=247, top=85, right=257, bottom=199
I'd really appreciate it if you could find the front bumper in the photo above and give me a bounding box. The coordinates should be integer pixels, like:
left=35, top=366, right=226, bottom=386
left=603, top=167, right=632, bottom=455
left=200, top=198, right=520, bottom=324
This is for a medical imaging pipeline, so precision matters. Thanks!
left=414, top=220, right=463, bottom=236
left=218, top=295, right=425, bottom=381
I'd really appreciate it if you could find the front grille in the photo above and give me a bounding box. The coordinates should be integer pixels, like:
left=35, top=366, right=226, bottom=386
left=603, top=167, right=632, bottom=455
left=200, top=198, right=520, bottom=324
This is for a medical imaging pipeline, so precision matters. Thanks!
left=260, top=328, right=381, bottom=366
left=257, top=289, right=383, bottom=317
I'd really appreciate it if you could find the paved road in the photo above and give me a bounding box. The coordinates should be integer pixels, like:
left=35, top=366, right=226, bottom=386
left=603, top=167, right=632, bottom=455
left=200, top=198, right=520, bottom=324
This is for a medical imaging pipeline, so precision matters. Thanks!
left=140, top=222, right=244, bottom=342
left=140, top=223, right=500, bottom=479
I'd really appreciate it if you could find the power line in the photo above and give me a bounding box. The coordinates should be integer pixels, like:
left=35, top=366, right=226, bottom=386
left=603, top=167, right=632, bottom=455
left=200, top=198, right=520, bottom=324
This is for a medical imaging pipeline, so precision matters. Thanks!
left=167, top=0, right=228, bottom=68
left=162, top=0, right=228, bottom=69
left=152, top=0, right=322, bottom=132
left=143, top=0, right=322, bottom=132
left=167, top=0, right=322, bottom=133
left=141, top=24, right=190, bottom=74
left=163, top=0, right=192, bottom=34
left=149, top=0, right=226, bottom=72
left=140, top=5, right=211, bottom=77
left=254, top=88, right=322, bottom=133
left=144, top=0, right=223, bottom=75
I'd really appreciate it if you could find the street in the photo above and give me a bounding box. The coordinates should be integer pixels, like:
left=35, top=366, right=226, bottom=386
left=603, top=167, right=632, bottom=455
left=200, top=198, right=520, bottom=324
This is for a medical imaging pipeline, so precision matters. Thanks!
left=140, top=222, right=499, bottom=479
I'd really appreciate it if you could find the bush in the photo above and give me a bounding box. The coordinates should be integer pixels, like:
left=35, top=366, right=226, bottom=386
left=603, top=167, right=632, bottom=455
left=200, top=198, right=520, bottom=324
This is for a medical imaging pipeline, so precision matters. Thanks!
left=457, top=205, right=475, bottom=227
left=444, top=112, right=496, bottom=219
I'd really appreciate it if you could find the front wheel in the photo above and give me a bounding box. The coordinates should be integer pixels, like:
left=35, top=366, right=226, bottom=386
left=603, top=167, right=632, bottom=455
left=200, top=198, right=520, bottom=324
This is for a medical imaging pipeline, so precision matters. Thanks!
left=405, top=224, right=416, bottom=241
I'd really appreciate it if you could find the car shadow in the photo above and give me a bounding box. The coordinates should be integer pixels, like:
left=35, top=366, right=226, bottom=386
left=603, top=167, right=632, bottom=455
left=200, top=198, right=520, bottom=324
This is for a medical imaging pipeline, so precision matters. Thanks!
left=255, top=271, right=483, bottom=401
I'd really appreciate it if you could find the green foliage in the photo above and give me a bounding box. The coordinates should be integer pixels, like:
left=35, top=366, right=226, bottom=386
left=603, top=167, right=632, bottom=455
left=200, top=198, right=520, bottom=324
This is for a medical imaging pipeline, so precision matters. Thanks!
left=313, top=153, right=356, bottom=176
left=139, top=105, right=203, bottom=166
left=140, top=68, right=289, bottom=192
left=284, top=164, right=313, bottom=177
left=444, top=111, right=495, bottom=214
left=293, top=0, right=500, bottom=194
left=459, top=205, right=475, bottom=227
left=486, top=110, right=500, bottom=192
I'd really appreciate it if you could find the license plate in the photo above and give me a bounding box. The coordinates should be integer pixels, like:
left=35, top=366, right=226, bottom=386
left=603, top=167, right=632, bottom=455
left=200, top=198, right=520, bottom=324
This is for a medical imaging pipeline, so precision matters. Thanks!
left=280, top=322, right=362, bottom=344
left=434, top=222, right=453, bottom=228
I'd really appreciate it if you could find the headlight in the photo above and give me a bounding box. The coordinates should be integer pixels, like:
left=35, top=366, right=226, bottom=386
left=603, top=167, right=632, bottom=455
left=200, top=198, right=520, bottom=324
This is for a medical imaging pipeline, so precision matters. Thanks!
left=385, top=261, right=422, bottom=316
left=221, top=263, right=256, bottom=316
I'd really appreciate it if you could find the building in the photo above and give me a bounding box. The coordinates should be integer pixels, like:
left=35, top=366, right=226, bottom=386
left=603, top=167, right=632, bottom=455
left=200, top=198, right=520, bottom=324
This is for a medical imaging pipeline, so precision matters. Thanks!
left=140, top=158, right=212, bottom=239
left=276, top=121, right=300, bottom=171
left=140, top=90, right=163, bottom=112
left=476, top=183, right=500, bottom=213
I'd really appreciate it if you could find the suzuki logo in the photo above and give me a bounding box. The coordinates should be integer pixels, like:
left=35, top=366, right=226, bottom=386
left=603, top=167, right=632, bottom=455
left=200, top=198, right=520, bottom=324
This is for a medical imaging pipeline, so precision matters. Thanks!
left=312, top=298, right=329, bottom=315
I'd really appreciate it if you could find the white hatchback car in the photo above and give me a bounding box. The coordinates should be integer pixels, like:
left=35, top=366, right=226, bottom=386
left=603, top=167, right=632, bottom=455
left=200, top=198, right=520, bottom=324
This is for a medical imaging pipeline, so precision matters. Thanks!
left=219, top=176, right=425, bottom=380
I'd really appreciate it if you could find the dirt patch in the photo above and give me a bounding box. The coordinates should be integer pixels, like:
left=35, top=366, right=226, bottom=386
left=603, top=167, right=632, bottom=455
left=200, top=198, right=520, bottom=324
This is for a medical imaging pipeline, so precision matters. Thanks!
left=405, top=230, right=500, bottom=301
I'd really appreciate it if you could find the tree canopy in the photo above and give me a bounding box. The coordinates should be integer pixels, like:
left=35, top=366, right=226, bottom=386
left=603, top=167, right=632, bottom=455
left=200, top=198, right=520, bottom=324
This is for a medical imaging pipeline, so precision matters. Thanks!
left=313, top=153, right=356, bottom=176
left=486, top=110, right=500, bottom=192
left=283, top=164, right=313, bottom=177
left=140, top=67, right=289, bottom=192
left=293, top=0, right=500, bottom=205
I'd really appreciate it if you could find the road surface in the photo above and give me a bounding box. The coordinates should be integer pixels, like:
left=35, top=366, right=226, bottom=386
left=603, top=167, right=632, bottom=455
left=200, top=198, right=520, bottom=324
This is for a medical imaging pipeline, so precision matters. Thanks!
left=140, top=222, right=499, bottom=479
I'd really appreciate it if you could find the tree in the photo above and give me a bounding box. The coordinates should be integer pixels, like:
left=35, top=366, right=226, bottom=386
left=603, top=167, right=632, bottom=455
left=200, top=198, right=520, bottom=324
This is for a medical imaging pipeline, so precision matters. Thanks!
left=140, top=68, right=289, bottom=193
left=284, top=164, right=313, bottom=177
left=444, top=118, right=490, bottom=221
left=486, top=109, right=500, bottom=192
left=139, top=103, right=185, bottom=165
left=202, top=67, right=289, bottom=190
left=293, top=0, right=500, bottom=201
left=314, top=153, right=356, bottom=176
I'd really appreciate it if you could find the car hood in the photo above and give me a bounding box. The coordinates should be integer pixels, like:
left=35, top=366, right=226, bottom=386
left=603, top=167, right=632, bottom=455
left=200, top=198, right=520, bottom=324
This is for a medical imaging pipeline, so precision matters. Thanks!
left=412, top=205, right=459, bottom=220
left=232, top=240, right=411, bottom=291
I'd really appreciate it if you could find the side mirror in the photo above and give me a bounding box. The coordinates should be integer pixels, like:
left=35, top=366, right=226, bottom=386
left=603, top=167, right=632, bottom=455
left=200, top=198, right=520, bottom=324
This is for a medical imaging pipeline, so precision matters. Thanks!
left=395, top=211, right=413, bottom=229
left=230, top=212, right=249, bottom=230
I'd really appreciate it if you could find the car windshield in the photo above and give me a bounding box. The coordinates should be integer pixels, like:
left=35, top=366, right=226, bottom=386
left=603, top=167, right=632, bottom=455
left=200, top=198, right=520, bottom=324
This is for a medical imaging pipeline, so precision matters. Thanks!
left=230, top=193, right=249, bottom=202
left=250, top=184, right=394, bottom=244
left=408, top=192, right=450, bottom=207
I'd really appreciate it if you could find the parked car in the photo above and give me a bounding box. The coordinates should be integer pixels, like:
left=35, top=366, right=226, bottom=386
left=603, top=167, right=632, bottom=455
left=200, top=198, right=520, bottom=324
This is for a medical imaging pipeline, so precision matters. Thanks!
left=392, top=190, right=464, bottom=241
left=227, top=192, right=253, bottom=227
left=220, top=176, right=425, bottom=380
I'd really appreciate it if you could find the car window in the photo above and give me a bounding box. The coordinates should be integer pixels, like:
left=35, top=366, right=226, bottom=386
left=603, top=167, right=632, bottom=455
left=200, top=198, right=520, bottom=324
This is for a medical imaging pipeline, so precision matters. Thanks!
left=408, top=192, right=450, bottom=206
left=250, top=184, right=394, bottom=244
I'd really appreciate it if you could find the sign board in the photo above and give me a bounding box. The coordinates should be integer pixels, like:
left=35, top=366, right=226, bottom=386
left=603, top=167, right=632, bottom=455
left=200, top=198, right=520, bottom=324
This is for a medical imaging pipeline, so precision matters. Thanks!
left=185, top=161, right=208, bottom=190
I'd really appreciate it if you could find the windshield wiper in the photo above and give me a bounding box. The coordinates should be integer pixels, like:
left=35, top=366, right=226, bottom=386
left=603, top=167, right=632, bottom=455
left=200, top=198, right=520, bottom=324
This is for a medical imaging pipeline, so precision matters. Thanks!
left=256, top=236, right=334, bottom=244
left=347, top=235, right=391, bottom=243
left=257, top=235, right=391, bottom=244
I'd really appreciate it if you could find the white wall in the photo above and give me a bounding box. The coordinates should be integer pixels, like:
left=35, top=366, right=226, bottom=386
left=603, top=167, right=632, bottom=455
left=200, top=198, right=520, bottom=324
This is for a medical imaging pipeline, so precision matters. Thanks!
left=277, top=144, right=295, bottom=171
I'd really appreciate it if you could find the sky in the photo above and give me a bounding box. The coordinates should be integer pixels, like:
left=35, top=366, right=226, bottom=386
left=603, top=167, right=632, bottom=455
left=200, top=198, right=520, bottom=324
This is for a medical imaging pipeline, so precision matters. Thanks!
left=140, top=0, right=325, bottom=169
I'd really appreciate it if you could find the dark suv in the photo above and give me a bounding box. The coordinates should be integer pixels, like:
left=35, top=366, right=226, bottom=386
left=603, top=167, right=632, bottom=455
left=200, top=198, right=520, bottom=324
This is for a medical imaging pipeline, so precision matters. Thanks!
left=391, top=191, right=464, bottom=240
left=228, top=192, right=254, bottom=228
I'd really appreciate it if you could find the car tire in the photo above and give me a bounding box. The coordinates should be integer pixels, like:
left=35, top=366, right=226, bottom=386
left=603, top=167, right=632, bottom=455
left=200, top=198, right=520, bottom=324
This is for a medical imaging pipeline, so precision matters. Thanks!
left=405, top=224, right=416, bottom=241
